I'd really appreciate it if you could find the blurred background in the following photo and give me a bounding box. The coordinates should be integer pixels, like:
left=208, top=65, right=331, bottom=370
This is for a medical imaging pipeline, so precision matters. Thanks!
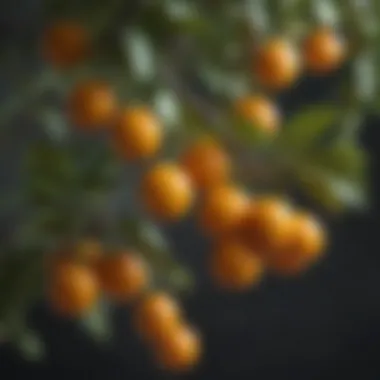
left=1, top=1, right=380, bottom=379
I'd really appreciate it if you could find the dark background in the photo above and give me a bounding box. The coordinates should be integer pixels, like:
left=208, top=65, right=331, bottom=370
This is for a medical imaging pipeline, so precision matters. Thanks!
left=1, top=2, right=380, bottom=379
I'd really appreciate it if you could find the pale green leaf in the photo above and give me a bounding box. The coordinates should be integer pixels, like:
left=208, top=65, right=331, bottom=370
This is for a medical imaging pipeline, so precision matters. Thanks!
left=244, top=0, right=269, bottom=33
left=278, top=106, right=341, bottom=150
left=80, top=301, right=112, bottom=343
left=311, top=0, right=339, bottom=26
left=297, top=168, right=368, bottom=213
left=309, top=141, right=367, bottom=179
left=15, top=330, right=45, bottom=362
left=167, top=265, right=195, bottom=294
left=122, top=28, right=156, bottom=82
left=353, top=51, right=377, bottom=104
left=137, top=221, right=169, bottom=253
left=38, top=108, right=68, bottom=142
left=153, top=89, right=181, bottom=129
left=163, top=0, right=196, bottom=22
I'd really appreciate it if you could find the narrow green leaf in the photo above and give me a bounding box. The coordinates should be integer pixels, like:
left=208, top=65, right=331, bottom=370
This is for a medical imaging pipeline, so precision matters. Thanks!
left=244, top=0, right=269, bottom=33
left=122, top=28, right=156, bottom=82
left=15, top=330, right=45, bottom=362
left=234, top=117, right=274, bottom=146
left=38, top=108, right=68, bottom=142
left=353, top=51, right=377, bottom=104
left=278, top=106, right=341, bottom=150
left=80, top=301, right=112, bottom=343
left=297, top=168, right=368, bottom=213
left=167, top=265, right=195, bottom=294
left=153, top=89, right=181, bottom=129
left=309, top=141, right=367, bottom=179
left=311, top=0, right=339, bottom=26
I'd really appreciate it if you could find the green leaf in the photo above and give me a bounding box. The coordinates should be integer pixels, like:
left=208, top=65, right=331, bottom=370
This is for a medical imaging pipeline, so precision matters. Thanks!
left=15, top=330, right=45, bottom=362
left=121, top=218, right=169, bottom=256
left=311, top=0, right=339, bottom=26
left=297, top=168, right=368, bottom=213
left=79, top=301, right=112, bottom=343
left=166, top=265, right=195, bottom=294
left=234, top=117, right=274, bottom=146
left=122, top=28, right=156, bottom=82
left=353, top=51, right=377, bottom=105
left=38, top=108, right=69, bottom=142
left=244, top=0, right=269, bottom=33
left=153, top=89, right=181, bottom=129
left=309, top=141, right=367, bottom=179
left=278, top=106, right=341, bottom=150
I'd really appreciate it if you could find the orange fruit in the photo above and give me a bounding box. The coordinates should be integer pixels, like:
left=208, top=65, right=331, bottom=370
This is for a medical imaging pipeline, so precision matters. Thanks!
left=199, top=184, right=249, bottom=237
left=41, top=21, right=89, bottom=69
left=68, top=80, right=117, bottom=129
left=235, top=95, right=281, bottom=134
left=134, top=292, right=183, bottom=344
left=97, top=251, right=149, bottom=302
left=240, top=197, right=293, bottom=254
left=303, top=28, right=346, bottom=74
left=113, top=107, right=162, bottom=160
left=210, top=239, right=263, bottom=291
left=141, top=163, right=194, bottom=220
left=265, top=211, right=326, bottom=276
left=49, top=261, right=99, bottom=317
left=154, top=323, right=202, bottom=372
left=180, top=138, right=231, bottom=190
left=254, top=38, right=301, bottom=90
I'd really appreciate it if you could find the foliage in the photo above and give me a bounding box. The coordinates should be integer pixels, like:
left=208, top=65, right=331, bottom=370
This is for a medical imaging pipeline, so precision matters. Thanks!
left=0, top=0, right=377, bottom=362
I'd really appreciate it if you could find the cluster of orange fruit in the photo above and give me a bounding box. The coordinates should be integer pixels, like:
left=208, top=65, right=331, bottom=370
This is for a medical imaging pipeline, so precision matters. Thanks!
left=40, top=19, right=335, bottom=369
left=48, top=242, right=201, bottom=372
left=42, top=21, right=347, bottom=138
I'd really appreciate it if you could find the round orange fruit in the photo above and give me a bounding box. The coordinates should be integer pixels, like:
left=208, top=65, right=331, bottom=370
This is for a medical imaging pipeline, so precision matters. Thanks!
left=141, top=163, right=194, bottom=220
left=199, top=184, right=249, bottom=237
left=68, top=80, right=117, bottom=129
left=180, top=138, right=231, bottom=191
left=235, top=95, right=281, bottom=134
left=303, top=28, right=346, bottom=74
left=41, top=21, right=89, bottom=69
left=265, top=211, right=326, bottom=276
left=154, top=323, right=202, bottom=372
left=97, top=251, right=149, bottom=303
left=254, top=38, right=301, bottom=90
left=113, top=107, right=162, bottom=160
left=210, top=239, right=264, bottom=291
left=49, top=261, right=99, bottom=317
left=240, top=197, right=293, bottom=254
left=133, top=292, right=183, bottom=344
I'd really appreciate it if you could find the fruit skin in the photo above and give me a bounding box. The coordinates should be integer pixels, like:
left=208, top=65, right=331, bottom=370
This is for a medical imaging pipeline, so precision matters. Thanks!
left=265, top=211, right=326, bottom=276
left=235, top=96, right=281, bottom=134
left=199, top=185, right=249, bottom=237
left=254, top=38, right=301, bottom=90
left=180, top=138, right=231, bottom=191
left=303, top=28, right=346, bottom=74
left=68, top=80, right=117, bottom=129
left=240, top=197, right=293, bottom=255
left=210, top=239, right=263, bottom=291
left=141, top=163, right=194, bottom=220
left=42, top=21, right=89, bottom=69
left=113, top=107, right=162, bottom=160
left=49, top=261, right=99, bottom=317
left=154, top=323, right=202, bottom=372
left=133, top=292, right=183, bottom=345
left=96, top=251, right=149, bottom=303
